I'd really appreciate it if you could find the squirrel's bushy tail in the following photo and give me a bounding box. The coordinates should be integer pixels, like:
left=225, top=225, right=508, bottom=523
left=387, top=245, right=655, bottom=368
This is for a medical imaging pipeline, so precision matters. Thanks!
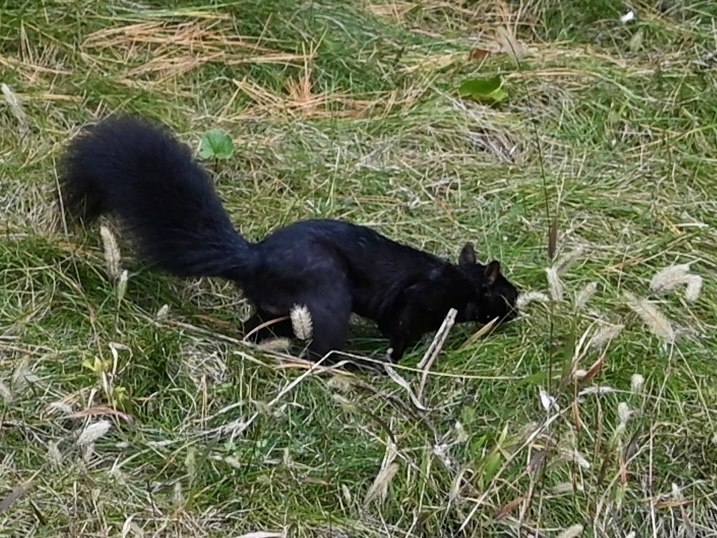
left=59, top=115, right=259, bottom=281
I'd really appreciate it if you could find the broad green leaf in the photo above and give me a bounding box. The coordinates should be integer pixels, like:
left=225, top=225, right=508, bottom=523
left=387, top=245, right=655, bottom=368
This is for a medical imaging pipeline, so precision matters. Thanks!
left=480, top=450, right=502, bottom=485
left=459, top=76, right=507, bottom=103
left=199, top=129, right=235, bottom=160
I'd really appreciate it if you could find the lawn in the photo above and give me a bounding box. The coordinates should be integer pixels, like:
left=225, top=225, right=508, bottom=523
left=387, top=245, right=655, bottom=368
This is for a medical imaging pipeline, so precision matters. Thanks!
left=1, top=1, right=717, bottom=536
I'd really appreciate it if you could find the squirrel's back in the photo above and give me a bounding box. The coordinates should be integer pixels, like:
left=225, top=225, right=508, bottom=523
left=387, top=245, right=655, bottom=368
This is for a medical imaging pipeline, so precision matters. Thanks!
left=60, top=115, right=258, bottom=280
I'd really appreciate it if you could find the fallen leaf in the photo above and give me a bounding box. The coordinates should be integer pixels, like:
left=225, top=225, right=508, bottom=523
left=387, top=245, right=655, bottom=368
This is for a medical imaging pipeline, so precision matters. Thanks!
left=458, top=76, right=507, bottom=104
left=580, top=354, right=605, bottom=385
left=469, top=48, right=492, bottom=61
left=68, top=406, right=135, bottom=425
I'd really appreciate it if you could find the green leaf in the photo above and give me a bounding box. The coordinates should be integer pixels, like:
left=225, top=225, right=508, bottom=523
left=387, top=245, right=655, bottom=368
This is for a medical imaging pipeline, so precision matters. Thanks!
left=82, top=356, right=108, bottom=373
left=198, top=129, right=235, bottom=160
left=458, top=75, right=508, bottom=103
left=479, top=450, right=502, bottom=486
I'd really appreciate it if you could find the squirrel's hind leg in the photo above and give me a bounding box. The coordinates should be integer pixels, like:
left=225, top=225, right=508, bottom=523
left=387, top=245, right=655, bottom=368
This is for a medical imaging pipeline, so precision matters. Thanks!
left=241, top=292, right=351, bottom=364
left=295, top=281, right=352, bottom=365
left=382, top=304, right=428, bottom=363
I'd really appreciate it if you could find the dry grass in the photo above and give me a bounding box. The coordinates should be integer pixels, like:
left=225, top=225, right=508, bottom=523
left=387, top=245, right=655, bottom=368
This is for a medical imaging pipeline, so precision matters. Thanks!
left=2, top=0, right=717, bottom=537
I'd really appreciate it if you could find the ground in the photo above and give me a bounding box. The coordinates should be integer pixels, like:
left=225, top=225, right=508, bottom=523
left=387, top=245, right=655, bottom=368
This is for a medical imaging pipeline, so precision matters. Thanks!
left=1, top=1, right=716, bottom=537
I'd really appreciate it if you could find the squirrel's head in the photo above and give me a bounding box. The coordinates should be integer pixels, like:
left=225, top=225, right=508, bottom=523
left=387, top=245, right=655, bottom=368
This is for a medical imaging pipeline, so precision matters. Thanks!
left=456, top=243, right=519, bottom=325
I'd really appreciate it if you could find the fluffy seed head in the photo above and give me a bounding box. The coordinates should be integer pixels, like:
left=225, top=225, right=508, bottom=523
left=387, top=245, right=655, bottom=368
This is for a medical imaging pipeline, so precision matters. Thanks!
left=630, top=373, right=645, bottom=394
left=650, top=264, right=691, bottom=293
left=624, top=291, right=675, bottom=343
left=684, top=274, right=703, bottom=302
left=617, top=402, right=631, bottom=425
left=575, top=281, right=598, bottom=309
left=589, top=324, right=624, bottom=349
left=100, top=224, right=122, bottom=280
left=257, top=337, right=292, bottom=352
left=545, top=267, right=564, bottom=301
left=650, top=264, right=703, bottom=302
left=554, top=246, right=586, bottom=275
left=516, top=291, right=549, bottom=310
left=77, top=420, right=112, bottom=446
left=557, top=524, right=584, bottom=538
left=290, top=304, right=313, bottom=340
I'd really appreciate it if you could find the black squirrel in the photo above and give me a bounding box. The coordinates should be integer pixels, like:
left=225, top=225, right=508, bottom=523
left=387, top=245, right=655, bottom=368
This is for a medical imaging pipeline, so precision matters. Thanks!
left=58, top=115, right=519, bottom=363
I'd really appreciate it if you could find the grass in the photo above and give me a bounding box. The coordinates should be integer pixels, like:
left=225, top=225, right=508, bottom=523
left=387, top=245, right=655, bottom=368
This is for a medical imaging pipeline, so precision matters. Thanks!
left=1, top=0, right=717, bottom=536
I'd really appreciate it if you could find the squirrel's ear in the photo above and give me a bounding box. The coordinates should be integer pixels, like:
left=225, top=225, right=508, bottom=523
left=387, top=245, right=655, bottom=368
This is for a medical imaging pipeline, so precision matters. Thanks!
left=484, top=260, right=501, bottom=285
left=459, top=243, right=477, bottom=265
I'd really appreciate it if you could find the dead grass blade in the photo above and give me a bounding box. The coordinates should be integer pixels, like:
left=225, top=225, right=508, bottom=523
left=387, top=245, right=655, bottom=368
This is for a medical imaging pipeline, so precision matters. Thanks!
left=364, top=462, right=400, bottom=506
left=459, top=317, right=498, bottom=349
left=383, top=364, right=428, bottom=412
left=82, top=20, right=312, bottom=86
left=67, top=406, right=136, bottom=425
left=416, top=307, right=457, bottom=400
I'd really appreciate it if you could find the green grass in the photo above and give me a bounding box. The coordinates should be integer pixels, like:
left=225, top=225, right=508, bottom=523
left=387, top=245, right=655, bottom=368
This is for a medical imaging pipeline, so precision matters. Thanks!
left=2, top=0, right=717, bottom=536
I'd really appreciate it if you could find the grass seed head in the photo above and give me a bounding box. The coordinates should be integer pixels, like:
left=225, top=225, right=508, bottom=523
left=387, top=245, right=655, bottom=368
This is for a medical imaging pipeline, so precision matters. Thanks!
left=624, top=291, right=675, bottom=343
left=77, top=420, right=112, bottom=446
left=290, top=304, right=313, bottom=340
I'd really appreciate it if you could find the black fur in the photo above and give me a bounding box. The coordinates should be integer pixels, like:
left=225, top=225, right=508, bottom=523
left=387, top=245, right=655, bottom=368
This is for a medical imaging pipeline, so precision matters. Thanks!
left=59, top=115, right=519, bottom=363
